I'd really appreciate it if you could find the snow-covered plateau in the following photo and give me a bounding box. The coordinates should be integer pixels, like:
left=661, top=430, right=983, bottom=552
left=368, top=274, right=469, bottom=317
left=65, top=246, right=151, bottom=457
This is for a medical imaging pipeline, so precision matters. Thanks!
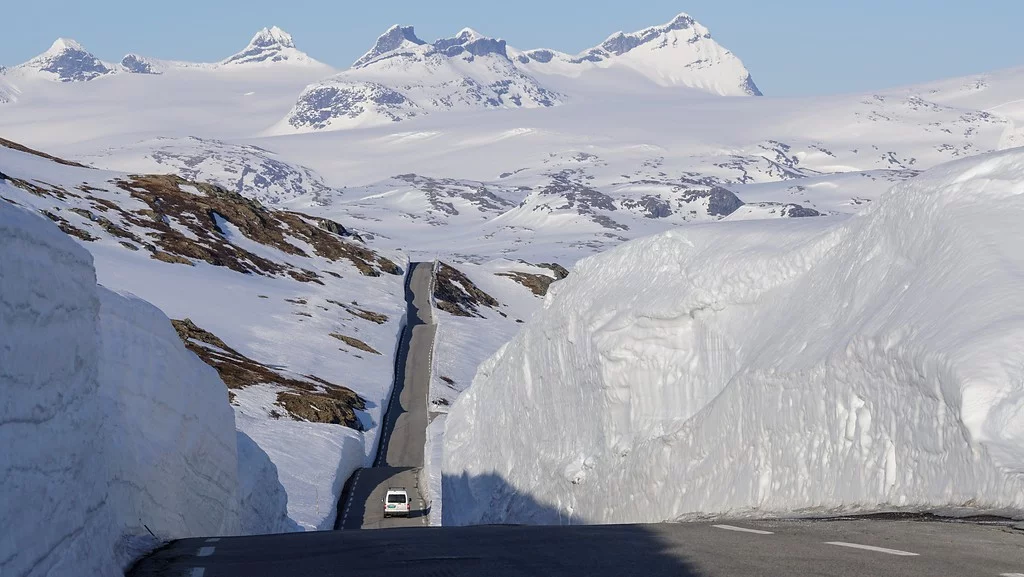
left=443, top=149, right=1024, bottom=524
left=0, top=198, right=293, bottom=575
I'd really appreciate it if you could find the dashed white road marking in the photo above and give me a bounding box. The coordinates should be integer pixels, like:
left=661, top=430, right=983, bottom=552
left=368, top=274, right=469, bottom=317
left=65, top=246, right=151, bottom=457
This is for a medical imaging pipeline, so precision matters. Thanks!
left=340, top=469, right=363, bottom=529
left=204, top=537, right=220, bottom=543
left=197, top=546, right=216, bottom=557
left=999, top=573, right=1024, bottom=576
left=825, top=541, right=919, bottom=556
left=712, top=524, right=774, bottom=535
left=190, top=568, right=205, bottom=577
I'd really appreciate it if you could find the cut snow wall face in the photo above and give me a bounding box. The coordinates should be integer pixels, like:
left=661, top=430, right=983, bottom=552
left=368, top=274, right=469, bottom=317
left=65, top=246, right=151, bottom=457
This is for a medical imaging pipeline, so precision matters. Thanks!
left=98, top=287, right=242, bottom=558
left=443, top=150, right=1024, bottom=525
left=0, top=199, right=119, bottom=576
left=1, top=198, right=251, bottom=574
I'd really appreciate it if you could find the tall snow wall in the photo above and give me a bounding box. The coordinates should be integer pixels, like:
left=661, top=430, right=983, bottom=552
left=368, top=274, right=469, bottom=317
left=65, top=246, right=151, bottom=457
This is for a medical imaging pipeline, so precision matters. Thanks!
left=0, top=198, right=244, bottom=575
left=443, top=149, right=1024, bottom=525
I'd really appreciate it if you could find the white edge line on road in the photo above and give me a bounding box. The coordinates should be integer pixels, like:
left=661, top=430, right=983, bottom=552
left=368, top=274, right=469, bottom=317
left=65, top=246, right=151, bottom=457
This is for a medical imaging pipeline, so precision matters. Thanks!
left=340, top=469, right=362, bottom=529
left=196, top=546, right=216, bottom=557
left=712, top=524, right=774, bottom=535
left=190, top=568, right=205, bottom=577
left=825, top=541, right=919, bottom=556
left=999, top=573, right=1024, bottom=576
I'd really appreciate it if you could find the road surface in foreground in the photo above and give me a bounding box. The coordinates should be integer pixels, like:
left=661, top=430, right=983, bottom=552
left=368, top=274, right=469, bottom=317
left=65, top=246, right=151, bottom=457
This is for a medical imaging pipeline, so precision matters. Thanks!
left=130, top=517, right=1024, bottom=576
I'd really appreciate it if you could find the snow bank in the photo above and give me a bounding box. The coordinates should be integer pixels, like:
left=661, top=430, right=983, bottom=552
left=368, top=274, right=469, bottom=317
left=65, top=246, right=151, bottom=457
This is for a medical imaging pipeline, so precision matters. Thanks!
left=1, top=196, right=118, bottom=576
left=443, top=149, right=1024, bottom=525
left=97, top=287, right=241, bottom=563
left=236, top=412, right=365, bottom=531
left=236, top=430, right=299, bottom=534
left=1, top=200, right=287, bottom=574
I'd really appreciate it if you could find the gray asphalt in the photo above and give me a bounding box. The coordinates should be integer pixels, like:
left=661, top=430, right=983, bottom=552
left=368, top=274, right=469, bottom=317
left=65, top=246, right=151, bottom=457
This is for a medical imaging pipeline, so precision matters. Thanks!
left=129, top=518, right=1024, bottom=576
left=335, top=261, right=434, bottom=530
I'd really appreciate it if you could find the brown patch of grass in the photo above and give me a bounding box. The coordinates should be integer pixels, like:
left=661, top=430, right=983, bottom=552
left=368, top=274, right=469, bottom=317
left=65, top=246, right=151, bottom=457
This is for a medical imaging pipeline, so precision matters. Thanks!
left=496, top=271, right=558, bottom=296
left=170, top=318, right=366, bottom=430
left=9, top=177, right=74, bottom=200
left=40, top=209, right=98, bottom=241
left=347, top=306, right=389, bottom=324
left=151, top=250, right=194, bottom=266
left=275, top=389, right=364, bottom=428
left=330, top=333, right=381, bottom=355
left=0, top=137, right=91, bottom=168
left=434, top=262, right=500, bottom=317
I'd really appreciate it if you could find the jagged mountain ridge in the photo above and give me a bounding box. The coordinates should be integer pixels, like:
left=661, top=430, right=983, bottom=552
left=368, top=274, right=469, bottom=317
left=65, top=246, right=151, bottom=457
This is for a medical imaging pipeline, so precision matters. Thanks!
left=276, top=12, right=759, bottom=132
left=5, top=26, right=324, bottom=81
left=277, top=26, right=561, bottom=133
left=511, top=13, right=761, bottom=96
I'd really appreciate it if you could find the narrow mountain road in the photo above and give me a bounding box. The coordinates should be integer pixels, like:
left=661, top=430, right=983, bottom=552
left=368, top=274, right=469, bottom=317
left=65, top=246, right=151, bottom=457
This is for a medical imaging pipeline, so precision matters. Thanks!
left=334, top=261, right=435, bottom=530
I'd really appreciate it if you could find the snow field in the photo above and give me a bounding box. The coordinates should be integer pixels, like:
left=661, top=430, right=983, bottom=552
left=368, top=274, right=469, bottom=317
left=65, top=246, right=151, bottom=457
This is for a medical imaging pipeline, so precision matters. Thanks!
left=442, top=149, right=1024, bottom=525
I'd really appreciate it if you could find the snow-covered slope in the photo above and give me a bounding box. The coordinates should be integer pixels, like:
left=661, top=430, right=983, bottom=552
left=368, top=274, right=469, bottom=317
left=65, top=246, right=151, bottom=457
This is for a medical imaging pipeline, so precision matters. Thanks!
left=83, top=136, right=337, bottom=206
left=0, top=199, right=249, bottom=575
left=0, top=73, right=19, bottom=103
left=0, top=139, right=407, bottom=531
left=222, top=26, right=325, bottom=67
left=511, top=13, right=760, bottom=96
left=443, top=149, right=1024, bottom=524
left=275, top=26, right=561, bottom=132
left=11, top=38, right=113, bottom=82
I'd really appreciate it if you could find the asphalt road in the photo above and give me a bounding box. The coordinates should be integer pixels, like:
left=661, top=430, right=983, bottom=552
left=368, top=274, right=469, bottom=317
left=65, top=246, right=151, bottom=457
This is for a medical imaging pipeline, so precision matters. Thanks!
left=335, top=261, right=435, bottom=530
left=129, top=517, right=1024, bottom=576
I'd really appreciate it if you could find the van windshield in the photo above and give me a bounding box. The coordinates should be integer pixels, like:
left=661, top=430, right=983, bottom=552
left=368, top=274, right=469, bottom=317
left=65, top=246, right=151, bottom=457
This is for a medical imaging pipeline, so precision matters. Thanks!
left=387, top=494, right=407, bottom=504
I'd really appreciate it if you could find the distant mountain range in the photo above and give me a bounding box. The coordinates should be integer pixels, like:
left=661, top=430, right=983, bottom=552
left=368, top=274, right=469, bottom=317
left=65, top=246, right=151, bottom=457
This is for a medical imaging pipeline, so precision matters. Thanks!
left=2, top=13, right=760, bottom=129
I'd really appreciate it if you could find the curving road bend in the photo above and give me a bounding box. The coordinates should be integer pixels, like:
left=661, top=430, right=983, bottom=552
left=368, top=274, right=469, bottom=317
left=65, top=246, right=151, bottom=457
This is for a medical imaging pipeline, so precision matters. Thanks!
left=334, top=261, right=435, bottom=530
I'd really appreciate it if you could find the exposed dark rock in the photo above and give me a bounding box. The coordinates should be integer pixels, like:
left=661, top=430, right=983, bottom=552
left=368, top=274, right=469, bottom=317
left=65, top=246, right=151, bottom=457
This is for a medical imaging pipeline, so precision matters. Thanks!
left=434, top=262, right=500, bottom=317
left=782, top=204, right=822, bottom=218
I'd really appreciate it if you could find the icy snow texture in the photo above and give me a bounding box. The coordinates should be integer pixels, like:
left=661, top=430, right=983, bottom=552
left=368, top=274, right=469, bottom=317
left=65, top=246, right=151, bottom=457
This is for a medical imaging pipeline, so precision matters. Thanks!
left=443, top=150, right=1024, bottom=525
left=0, top=199, right=290, bottom=574
left=97, top=287, right=241, bottom=556
left=1, top=197, right=119, bottom=576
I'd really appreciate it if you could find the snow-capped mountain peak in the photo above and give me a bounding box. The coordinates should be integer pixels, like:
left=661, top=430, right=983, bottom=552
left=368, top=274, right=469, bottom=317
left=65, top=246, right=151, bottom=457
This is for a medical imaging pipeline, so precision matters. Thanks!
left=279, top=24, right=560, bottom=133
left=15, top=37, right=112, bottom=82
left=253, top=26, right=295, bottom=48
left=221, top=26, right=322, bottom=67
left=47, top=37, right=87, bottom=54
left=352, top=25, right=427, bottom=68
left=514, top=12, right=761, bottom=96
left=431, top=29, right=508, bottom=59
left=597, top=12, right=706, bottom=56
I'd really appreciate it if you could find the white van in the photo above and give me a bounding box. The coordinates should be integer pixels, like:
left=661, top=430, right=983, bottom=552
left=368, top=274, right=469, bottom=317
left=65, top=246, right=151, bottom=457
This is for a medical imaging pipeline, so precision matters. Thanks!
left=383, top=487, right=411, bottom=517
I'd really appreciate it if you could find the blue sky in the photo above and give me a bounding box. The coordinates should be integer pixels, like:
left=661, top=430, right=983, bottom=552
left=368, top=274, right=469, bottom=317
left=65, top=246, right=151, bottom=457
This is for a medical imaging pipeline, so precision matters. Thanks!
left=1, top=0, right=1018, bottom=96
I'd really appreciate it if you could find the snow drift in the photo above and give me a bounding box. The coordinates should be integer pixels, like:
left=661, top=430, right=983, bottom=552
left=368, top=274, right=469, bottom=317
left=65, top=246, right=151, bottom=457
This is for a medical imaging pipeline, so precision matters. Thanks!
left=443, top=149, right=1024, bottom=525
left=0, top=199, right=289, bottom=574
